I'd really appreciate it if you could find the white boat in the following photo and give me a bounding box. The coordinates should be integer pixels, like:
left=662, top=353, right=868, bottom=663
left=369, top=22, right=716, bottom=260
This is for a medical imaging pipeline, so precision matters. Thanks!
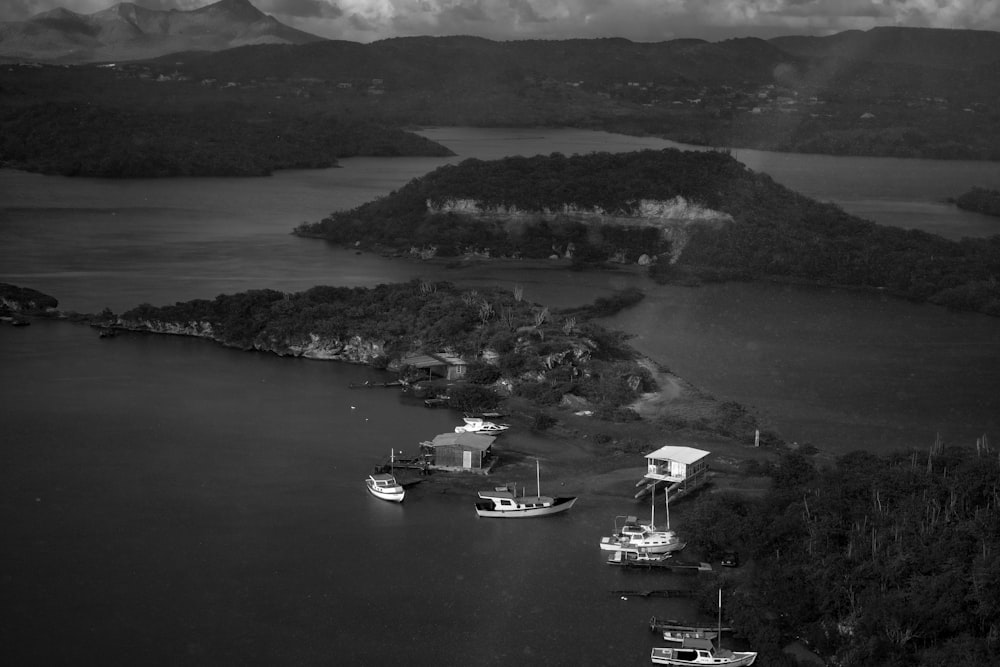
left=651, top=589, right=756, bottom=665
left=650, top=638, right=756, bottom=666
left=475, top=460, right=577, bottom=518
left=366, top=473, right=405, bottom=502
left=366, top=450, right=405, bottom=502
left=455, top=416, right=510, bottom=434
left=600, top=487, right=685, bottom=553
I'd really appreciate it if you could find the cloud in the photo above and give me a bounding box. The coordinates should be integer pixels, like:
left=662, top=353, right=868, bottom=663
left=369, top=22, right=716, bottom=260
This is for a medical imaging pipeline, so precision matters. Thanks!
left=1, top=0, right=997, bottom=42
left=257, top=0, right=343, bottom=19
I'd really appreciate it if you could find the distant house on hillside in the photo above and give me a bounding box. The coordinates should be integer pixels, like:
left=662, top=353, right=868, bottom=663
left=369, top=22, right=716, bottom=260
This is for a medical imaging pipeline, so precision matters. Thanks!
left=401, top=352, right=469, bottom=381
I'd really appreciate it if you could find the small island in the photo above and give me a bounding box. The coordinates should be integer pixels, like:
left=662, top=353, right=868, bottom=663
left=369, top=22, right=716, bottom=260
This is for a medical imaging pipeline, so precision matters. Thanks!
left=953, top=186, right=1000, bottom=218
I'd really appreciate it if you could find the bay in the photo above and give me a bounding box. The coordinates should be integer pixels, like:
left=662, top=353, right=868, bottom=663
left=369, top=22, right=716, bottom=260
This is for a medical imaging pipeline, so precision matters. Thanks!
left=2, top=127, right=1000, bottom=665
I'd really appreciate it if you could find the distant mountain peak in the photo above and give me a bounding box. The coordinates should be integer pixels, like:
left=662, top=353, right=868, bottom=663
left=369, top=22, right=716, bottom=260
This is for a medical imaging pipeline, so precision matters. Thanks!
left=0, top=0, right=324, bottom=63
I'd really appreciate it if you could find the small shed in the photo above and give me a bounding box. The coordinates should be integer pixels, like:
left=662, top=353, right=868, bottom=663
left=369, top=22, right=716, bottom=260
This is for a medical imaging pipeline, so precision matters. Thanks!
left=420, top=432, right=495, bottom=470
left=644, top=445, right=710, bottom=482
left=401, top=352, right=469, bottom=380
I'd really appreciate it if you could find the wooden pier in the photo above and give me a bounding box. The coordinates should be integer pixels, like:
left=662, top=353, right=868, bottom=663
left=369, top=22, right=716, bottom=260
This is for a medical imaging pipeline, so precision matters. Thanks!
left=649, top=617, right=733, bottom=635
left=611, top=588, right=697, bottom=599
left=349, top=380, right=404, bottom=389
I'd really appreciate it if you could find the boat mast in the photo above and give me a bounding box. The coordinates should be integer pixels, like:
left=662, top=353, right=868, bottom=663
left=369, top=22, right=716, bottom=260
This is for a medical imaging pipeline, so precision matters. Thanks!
left=650, top=484, right=655, bottom=529
left=717, top=587, right=722, bottom=651
left=665, top=489, right=670, bottom=530
left=536, top=459, right=541, bottom=496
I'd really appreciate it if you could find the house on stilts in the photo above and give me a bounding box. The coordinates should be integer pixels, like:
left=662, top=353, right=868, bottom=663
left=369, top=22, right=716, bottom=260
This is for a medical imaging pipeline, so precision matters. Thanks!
left=635, top=445, right=710, bottom=501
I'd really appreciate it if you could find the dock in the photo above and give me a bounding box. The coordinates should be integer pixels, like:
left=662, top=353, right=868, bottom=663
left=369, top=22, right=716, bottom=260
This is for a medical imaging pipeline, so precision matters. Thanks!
left=607, top=553, right=712, bottom=573
left=611, top=588, right=697, bottom=599
left=349, top=380, right=404, bottom=389
left=650, top=617, right=733, bottom=635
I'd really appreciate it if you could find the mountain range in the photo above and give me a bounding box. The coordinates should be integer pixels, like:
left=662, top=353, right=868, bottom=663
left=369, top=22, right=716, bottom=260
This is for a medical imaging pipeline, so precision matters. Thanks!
left=0, top=0, right=324, bottom=63
left=2, top=0, right=1000, bottom=70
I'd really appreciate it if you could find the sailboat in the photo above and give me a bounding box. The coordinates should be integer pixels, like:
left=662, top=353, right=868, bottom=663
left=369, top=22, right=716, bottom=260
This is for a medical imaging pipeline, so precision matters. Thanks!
left=650, top=589, right=757, bottom=665
left=366, top=449, right=405, bottom=502
left=599, top=485, right=686, bottom=553
left=474, top=460, right=577, bottom=518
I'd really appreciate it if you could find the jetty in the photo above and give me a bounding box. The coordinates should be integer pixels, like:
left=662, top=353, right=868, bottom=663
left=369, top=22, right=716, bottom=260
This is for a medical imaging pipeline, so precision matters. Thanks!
left=607, top=553, right=713, bottom=573
left=349, top=380, right=405, bottom=389
left=611, top=588, right=697, bottom=599
left=650, top=617, right=733, bottom=635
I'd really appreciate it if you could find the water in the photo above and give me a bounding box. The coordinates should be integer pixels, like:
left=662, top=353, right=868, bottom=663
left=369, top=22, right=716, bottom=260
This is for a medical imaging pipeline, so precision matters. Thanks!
left=1, top=320, right=687, bottom=665
left=2, top=127, right=1000, bottom=664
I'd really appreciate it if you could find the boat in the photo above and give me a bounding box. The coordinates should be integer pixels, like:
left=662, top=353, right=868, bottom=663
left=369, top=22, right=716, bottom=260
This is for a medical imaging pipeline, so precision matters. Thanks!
left=651, top=589, right=756, bottom=666
left=474, top=460, right=577, bottom=518
left=365, top=449, right=405, bottom=502
left=366, top=473, right=405, bottom=502
left=455, top=416, right=510, bottom=434
left=650, top=638, right=756, bottom=666
left=599, top=487, right=685, bottom=553
left=661, top=629, right=719, bottom=644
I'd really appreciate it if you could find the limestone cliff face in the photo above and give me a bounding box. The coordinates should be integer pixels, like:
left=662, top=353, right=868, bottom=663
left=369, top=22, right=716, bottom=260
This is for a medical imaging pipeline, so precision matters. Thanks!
left=115, top=318, right=386, bottom=363
left=426, top=196, right=731, bottom=263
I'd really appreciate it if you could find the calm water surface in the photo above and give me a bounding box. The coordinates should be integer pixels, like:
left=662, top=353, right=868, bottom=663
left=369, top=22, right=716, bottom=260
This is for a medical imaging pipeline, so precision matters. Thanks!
left=2, top=127, right=1000, bottom=664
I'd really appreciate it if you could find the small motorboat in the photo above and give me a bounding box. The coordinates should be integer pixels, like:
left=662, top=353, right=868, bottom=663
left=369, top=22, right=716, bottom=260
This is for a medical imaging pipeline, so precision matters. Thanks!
left=650, top=638, right=756, bottom=666
left=366, top=473, right=405, bottom=502
left=455, top=416, right=509, bottom=434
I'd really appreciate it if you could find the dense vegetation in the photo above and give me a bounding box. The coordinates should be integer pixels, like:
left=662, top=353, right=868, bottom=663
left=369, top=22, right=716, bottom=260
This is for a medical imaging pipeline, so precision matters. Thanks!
left=295, top=149, right=737, bottom=261
left=955, top=187, right=1000, bottom=218
left=687, top=441, right=1000, bottom=666
left=297, top=148, right=1000, bottom=317
left=0, top=282, right=58, bottom=311
left=119, top=281, right=659, bottom=415
left=0, top=102, right=453, bottom=177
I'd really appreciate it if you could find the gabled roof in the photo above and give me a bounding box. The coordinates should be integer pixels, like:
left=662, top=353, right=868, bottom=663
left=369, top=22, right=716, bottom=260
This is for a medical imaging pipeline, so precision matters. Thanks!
left=644, top=445, right=710, bottom=465
left=401, top=352, right=468, bottom=368
left=422, top=432, right=496, bottom=450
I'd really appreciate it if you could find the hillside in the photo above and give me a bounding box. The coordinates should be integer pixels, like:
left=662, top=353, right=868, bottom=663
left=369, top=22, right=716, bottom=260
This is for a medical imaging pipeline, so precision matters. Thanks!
left=3, top=24, right=1000, bottom=164
left=295, top=148, right=1000, bottom=317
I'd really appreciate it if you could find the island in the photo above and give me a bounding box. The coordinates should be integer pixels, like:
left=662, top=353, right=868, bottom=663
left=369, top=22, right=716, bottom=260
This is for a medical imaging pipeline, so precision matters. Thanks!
left=295, top=148, right=1000, bottom=317
left=954, top=187, right=1000, bottom=218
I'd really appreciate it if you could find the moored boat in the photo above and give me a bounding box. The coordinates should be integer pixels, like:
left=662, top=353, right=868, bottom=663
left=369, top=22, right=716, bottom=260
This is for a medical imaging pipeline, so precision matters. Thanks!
left=474, top=460, right=576, bottom=518
left=455, top=416, right=510, bottom=434
left=651, top=589, right=755, bottom=666
left=599, top=515, right=686, bottom=554
left=650, top=638, right=756, bottom=666
left=366, top=473, right=405, bottom=502
left=600, top=485, right=685, bottom=553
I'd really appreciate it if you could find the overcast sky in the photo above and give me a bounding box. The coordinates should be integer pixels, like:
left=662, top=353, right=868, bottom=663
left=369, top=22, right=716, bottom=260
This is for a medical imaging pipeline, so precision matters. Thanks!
left=4, top=0, right=999, bottom=43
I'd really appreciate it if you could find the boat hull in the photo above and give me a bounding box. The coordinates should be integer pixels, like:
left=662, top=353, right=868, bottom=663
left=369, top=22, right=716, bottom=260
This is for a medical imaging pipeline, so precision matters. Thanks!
left=650, top=648, right=756, bottom=666
left=366, top=481, right=405, bottom=502
left=600, top=536, right=686, bottom=554
left=475, top=496, right=577, bottom=518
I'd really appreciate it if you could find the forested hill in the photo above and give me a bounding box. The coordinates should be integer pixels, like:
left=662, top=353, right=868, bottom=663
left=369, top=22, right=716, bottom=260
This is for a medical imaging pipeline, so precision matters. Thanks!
left=296, top=148, right=1000, bottom=317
